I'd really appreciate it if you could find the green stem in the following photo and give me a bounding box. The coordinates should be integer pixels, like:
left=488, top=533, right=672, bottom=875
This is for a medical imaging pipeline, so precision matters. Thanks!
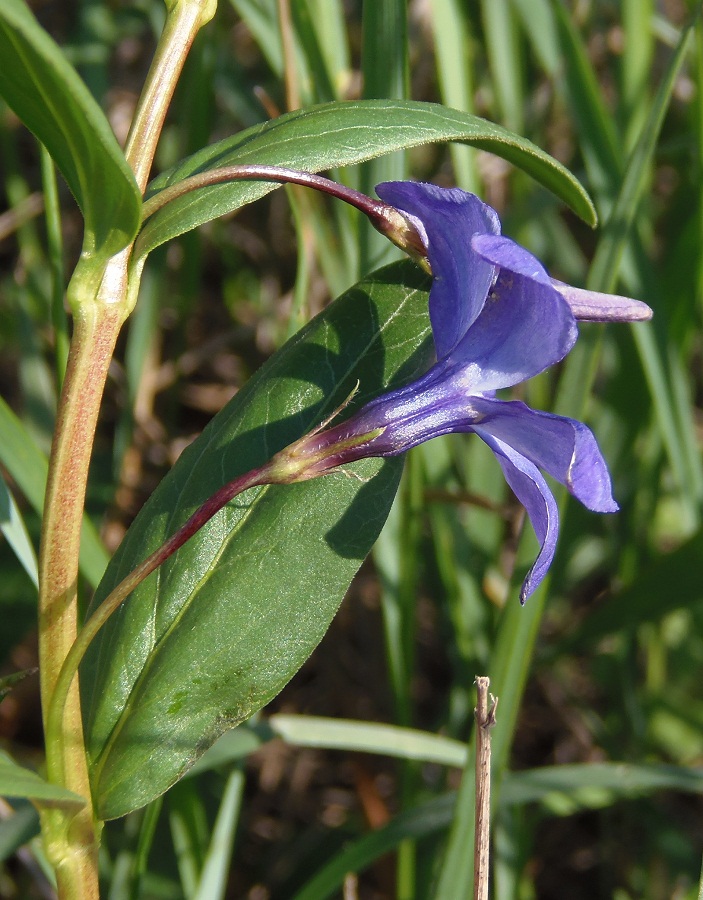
left=124, top=0, right=216, bottom=192
left=37, top=3, right=217, bottom=896
left=39, top=302, right=125, bottom=898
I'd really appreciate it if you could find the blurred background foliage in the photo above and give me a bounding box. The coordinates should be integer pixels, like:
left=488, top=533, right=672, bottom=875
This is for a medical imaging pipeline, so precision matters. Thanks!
left=1, top=0, right=702, bottom=897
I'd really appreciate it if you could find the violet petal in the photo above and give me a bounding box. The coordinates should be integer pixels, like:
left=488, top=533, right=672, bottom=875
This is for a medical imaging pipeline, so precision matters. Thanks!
left=376, top=181, right=500, bottom=359
left=446, top=259, right=578, bottom=392
left=550, top=280, right=653, bottom=322
left=471, top=397, right=619, bottom=512
left=477, top=433, right=559, bottom=603
left=471, top=233, right=553, bottom=286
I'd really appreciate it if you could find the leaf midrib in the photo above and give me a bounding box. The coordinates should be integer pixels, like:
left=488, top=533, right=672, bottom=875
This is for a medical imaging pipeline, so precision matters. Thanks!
left=89, top=278, right=427, bottom=784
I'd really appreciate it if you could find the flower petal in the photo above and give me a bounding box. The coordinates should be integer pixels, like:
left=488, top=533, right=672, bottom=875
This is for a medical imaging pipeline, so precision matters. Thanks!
left=375, top=181, right=500, bottom=359
left=471, top=397, right=618, bottom=512
left=472, top=232, right=553, bottom=286
left=477, top=432, right=559, bottom=603
left=444, top=241, right=578, bottom=391
left=550, top=280, right=653, bottom=322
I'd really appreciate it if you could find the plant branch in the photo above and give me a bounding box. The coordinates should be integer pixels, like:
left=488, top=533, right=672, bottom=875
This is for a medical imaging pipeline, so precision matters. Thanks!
left=38, top=302, right=124, bottom=898
left=37, top=3, right=217, bottom=896
left=124, top=0, right=216, bottom=192
left=139, top=165, right=430, bottom=265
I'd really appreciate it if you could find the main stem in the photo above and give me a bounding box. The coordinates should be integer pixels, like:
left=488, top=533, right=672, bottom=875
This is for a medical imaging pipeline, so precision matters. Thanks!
left=37, top=3, right=215, bottom=896
left=39, top=301, right=125, bottom=896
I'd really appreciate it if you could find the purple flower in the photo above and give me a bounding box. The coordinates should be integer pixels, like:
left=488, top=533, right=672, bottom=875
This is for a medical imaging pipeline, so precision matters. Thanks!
left=276, top=182, right=648, bottom=602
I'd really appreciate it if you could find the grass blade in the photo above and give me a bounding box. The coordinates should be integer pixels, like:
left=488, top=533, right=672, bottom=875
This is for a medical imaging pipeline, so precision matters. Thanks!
left=193, top=769, right=245, bottom=900
left=0, top=474, right=38, bottom=588
left=0, top=396, right=108, bottom=588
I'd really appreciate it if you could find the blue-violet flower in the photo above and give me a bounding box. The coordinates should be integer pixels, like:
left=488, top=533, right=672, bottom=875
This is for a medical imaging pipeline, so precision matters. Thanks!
left=273, top=182, right=652, bottom=603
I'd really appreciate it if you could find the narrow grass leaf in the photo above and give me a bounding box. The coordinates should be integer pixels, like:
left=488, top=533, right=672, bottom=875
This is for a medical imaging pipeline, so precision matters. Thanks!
left=480, top=0, right=524, bottom=133
left=504, top=762, right=703, bottom=808
left=169, top=780, right=210, bottom=898
left=511, top=0, right=560, bottom=75
left=557, top=526, right=703, bottom=650
left=0, top=396, right=108, bottom=588
left=0, top=803, right=40, bottom=862
left=291, top=1, right=338, bottom=103
left=293, top=757, right=703, bottom=900
left=302, top=0, right=349, bottom=97
left=268, top=715, right=467, bottom=767
left=293, top=794, right=457, bottom=900
left=193, top=769, right=244, bottom=900
left=0, top=475, right=38, bottom=588
left=429, top=0, right=479, bottom=191
left=432, top=735, right=476, bottom=900
left=588, top=17, right=695, bottom=293
left=551, top=0, right=623, bottom=200
left=631, top=322, right=701, bottom=522
left=229, top=0, right=283, bottom=75
left=622, top=0, right=655, bottom=148
left=357, top=0, right=409, bottom=273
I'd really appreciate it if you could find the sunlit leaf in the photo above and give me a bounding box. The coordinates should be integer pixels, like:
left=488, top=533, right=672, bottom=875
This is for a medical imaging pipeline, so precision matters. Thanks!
left=82, top=262, right=433, bottom=819
left=137, top=99, right=596, bottom=259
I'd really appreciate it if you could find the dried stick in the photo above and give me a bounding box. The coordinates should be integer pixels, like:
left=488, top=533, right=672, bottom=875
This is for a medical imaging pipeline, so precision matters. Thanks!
left=474, top=676, right=498, bottom=900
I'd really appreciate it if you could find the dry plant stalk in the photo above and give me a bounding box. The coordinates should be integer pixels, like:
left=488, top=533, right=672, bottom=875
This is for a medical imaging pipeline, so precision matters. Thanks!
left=474, top=675, right=498, bottom=900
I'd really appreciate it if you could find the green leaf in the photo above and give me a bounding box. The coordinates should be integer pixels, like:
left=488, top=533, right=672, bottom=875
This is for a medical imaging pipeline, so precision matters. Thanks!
left=0, top=751, right=85, bottom=810
left=81, top=261, right=434, bottom=819
left=137, top=99, right=596, bottom=259
left=188, top=714, right=470, bottom=775
left=587, top=14, right=695, bottom=294
left=0, top=0, right=141, bottom=266
left=550, top=0, right=623, bottom=201
left=429, top=0, right=480, bottom=191
left=480, top=0, right=524, bottom=133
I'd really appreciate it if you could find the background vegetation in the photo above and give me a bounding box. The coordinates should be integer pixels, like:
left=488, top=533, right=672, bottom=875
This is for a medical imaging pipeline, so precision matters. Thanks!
left=1, top=0, right=702, bottom=897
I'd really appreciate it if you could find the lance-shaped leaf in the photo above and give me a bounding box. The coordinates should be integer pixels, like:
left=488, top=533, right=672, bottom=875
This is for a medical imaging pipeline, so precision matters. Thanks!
left=136, top=100, right=596, bottom=259
left=0, top=0, right=141, bottom=265
left=81, top=261, right=433, bottom=819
